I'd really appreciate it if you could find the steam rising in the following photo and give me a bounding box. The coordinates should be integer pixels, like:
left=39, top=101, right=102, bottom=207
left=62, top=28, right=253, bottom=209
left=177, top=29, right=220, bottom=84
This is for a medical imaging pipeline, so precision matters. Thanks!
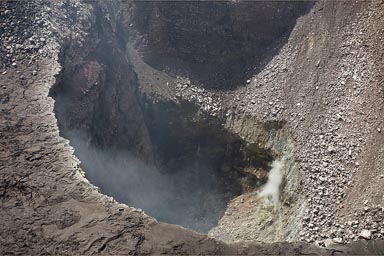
left=66, top=131, right=237, bottom=233
left=259, top=160, right=283, bottom=211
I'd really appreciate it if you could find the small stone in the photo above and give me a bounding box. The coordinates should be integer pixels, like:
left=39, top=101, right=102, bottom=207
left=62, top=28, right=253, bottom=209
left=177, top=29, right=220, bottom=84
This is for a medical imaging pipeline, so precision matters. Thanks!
left=11, top=62, right=17, bottom=67
left=246, top=79, right=251, bottom=84
left=1, top=71, right=7, bottom=75
left=377, top=128, right=381, bottom=133
left=324, top=239, right=334, bottom=247
left=333, top=237, right=343, bottom=244
left=359, top=229, right=371, bottom=240
left=328, top=146, right=336, bottom=154
left=32, top=70, right=37, bottom=76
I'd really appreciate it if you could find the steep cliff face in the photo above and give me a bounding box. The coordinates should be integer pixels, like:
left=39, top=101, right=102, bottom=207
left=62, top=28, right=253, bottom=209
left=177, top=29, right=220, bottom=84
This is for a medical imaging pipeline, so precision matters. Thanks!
left=51, top=2, right=154, bottom=161
left=1, top=0, right=384, bottom=254
left=39, top=0, right=384, bottom=245
left=126, top=1, right=314, bottom=88
left=50, top=0, right=312, bottom=242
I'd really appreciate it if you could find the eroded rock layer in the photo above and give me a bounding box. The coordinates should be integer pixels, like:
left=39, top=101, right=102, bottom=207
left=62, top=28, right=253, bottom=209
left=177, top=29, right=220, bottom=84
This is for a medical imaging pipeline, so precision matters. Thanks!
left=1, top=0, right=384, bottom=255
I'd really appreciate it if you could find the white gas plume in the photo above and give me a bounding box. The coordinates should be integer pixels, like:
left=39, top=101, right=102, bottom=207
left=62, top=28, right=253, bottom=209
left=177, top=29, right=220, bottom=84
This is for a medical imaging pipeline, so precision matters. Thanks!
left=258, top=160, right=283, bottom=211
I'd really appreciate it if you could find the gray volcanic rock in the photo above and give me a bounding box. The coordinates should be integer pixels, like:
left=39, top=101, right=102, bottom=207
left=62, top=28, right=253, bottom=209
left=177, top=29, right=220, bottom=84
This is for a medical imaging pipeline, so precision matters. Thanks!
left=1, top=0, right=384, bottom=255
left=128, top=1, right=314, bottom=88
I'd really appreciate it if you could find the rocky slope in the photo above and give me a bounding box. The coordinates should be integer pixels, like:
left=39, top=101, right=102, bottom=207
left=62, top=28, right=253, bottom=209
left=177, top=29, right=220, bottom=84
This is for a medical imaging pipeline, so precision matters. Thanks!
left=1, top=0, right=384, bottom=255
left=223, top=0, right=384, bottom=245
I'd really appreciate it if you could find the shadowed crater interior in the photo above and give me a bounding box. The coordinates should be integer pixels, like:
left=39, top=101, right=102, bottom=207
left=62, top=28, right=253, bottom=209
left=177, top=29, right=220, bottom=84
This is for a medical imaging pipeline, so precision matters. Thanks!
left=129, top=1, right=314, bottom=88
left=49, top=0, right=312, bottom=233
left=52, top=87, right=274, bottom=232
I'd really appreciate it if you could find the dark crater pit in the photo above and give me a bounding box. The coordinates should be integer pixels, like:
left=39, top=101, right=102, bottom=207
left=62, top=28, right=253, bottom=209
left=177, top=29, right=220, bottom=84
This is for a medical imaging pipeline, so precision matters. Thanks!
left=52, top=85, right=273, bottom=232
left=49, top=0, right=312, bottom=233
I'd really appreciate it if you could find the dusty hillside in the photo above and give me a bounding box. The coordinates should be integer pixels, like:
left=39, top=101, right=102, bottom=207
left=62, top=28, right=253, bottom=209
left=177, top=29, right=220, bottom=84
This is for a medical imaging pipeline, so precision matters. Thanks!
left=218, top=0, right=384, bottom=244
left=0, top=0, right=383, bottom=255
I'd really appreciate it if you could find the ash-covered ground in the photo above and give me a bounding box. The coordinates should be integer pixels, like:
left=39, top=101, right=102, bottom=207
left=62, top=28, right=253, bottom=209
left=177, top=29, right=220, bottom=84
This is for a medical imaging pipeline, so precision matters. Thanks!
left=1, top=0, right=384, bottom=255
